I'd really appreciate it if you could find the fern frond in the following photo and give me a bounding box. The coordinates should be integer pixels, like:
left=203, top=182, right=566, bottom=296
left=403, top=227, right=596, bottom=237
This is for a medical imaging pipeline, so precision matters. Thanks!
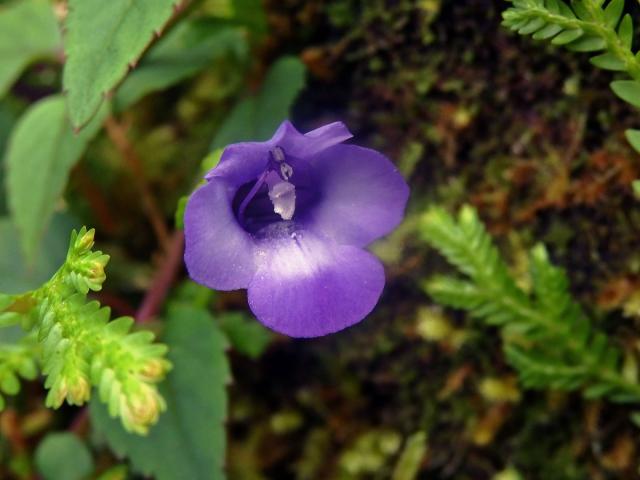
left=503, top=0, right=640, bottom=150
left=421, top=205, right=640, bottom=403
left=0, top=333, right=38, bottom=409
left=0, top=227, right=171, bottom=434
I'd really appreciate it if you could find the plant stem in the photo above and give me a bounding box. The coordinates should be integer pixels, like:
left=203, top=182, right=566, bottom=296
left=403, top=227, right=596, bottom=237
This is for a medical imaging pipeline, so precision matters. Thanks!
left=104, top=116, right=172, bottom=251
left=136, top=230, right=185, bottom=323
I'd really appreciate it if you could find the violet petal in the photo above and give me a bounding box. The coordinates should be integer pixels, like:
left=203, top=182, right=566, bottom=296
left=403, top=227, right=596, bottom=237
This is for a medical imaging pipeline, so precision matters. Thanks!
left=300, top=144, right=410, bottom=247
left=274, top=120, right=353, bottom=158
left=248, top=231, right=385, bottom=337
left=184, top=179, right=257, bottom=290
left=206, top=121, right=353, bottom=187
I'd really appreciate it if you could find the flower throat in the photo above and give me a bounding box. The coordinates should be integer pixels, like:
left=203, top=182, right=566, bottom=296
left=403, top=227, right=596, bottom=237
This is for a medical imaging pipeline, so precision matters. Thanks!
left=237, top=147, right=297, bottom=229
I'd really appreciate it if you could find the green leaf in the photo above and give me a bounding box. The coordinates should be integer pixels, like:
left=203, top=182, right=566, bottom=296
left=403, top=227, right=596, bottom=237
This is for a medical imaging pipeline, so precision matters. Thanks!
left=5, top=95, right=106, bottom=260
left=219, top=312, right=273, bottom=359
left=210, top=96, right=256, bottom=149
left=91, top=305, right=231, bottom=480
left=115, top=21, right=248, bottom=111
left=0, top=213, right=75, bottom=294
left=570, top=0, right=591, bottom=21
left=632, top=179, right=640, bottom=199
left=618, top=14, right=633, bottom=50
left=62, top=0, right=178, bottom=129
left=566, top=35, right=606, bottom=52
left=611, top=80, right=640, bottom=107
left=518, top=18, right=546, bottom=35
left=392, top=432, right=428, bottom=480
left=590, top=53, right=625, bottom=71
left=35, top=433, right=94, bottom=480
left=532, top=23, right=563, bottom=40
left=625, top=128, right=640, bottom=153
left=210, top=56, right=306, bottom=149
left=226, top=0, right=268, bottom=38
left=0, top=100, right=18, bottom=215
left=603, top=0, right=624, bottom=28
left=0, top=0, right=61, bottom=98
left=551, top=28, right=583, bottom=45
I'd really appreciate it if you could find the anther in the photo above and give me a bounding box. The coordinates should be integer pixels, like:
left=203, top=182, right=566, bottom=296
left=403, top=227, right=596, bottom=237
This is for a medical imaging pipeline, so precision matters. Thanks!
left=271, top=146, right=286, bottom=163
left=280, top=163, right=293, bottom=180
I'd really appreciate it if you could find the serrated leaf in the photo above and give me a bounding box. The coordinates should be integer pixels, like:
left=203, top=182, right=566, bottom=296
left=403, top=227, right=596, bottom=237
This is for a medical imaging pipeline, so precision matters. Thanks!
left=0, top=0, right=61, bottom=99
left=210, top=56, right=306, bottom=149
left=5, top=95, right=105, bottom=260
left=219, top=312, right=273, bottom=359
left=611, top=80, right=640, bottom=107
left=63, top=0, right=178, bottom=129
left=590, top=52, right=625, bottom=71
left=91, top=305, right=231, bottom=480
left=35, top=433, right=94, bottom=480
left=115, top=21, right=248, bottom=111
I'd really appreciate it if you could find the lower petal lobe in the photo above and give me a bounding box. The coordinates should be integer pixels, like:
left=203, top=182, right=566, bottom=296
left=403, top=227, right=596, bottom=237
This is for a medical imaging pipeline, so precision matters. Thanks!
left=247, top=230, right=385, bottom=337
left=184, top=179, right=257, bottom=290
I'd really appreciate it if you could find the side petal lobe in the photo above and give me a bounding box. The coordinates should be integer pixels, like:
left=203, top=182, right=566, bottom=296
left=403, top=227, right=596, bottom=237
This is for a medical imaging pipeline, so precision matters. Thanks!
left=301, top=144, right=410, bottom=247
left=184, top=179, right=257, bottom=290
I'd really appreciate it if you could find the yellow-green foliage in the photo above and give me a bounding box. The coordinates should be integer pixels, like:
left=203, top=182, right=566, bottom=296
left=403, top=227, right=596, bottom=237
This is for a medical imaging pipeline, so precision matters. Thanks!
left=0, top=228, right=170, bottom=434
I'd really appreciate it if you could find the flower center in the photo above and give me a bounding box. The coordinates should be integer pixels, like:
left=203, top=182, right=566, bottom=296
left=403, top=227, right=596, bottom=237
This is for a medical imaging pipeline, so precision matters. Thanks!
left=237, top=147, right=297, bottom=229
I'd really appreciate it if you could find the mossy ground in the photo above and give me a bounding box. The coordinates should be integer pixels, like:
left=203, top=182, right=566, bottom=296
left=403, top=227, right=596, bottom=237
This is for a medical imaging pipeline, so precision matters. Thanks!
left=224, top=1, right=640, bottom=478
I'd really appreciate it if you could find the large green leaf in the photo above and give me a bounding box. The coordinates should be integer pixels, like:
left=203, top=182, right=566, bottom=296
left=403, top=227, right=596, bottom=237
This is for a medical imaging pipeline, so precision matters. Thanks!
left=210, top=56, right=306, bottom=149
left=5, top=95, right=105, bottom=260
left=62, top=0, right=178, bottom=129
left=0, top=0, right=61, bottom=99
left=115, top=20, right=248, bottom=111
left=0, top=213, right=76, bottom=294
left=0, top=100, right=18, bottom=214
left=91, top=305, right=231, bottom=480
left=35, top=433, right=94, bottom=480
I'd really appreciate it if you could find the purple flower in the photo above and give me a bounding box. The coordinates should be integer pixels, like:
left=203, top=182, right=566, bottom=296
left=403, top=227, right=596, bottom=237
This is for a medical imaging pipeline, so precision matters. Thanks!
left=184, top=121, right=409, bottom=337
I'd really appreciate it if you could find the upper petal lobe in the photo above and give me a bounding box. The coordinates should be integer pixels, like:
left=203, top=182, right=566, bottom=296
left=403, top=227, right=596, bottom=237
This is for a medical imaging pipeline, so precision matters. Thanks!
left=205, top=121, right=353, bottom=187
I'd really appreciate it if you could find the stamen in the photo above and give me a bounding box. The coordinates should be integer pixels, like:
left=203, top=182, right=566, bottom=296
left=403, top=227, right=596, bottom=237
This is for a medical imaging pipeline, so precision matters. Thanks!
left=280, top=163, right=293, bottom=180
left=237, top=170, right=269, bottom=226
left=268, top=181, right=296, bottom=220
left=271, top=146, right=286, bottom=162
left=238, top=147, right=297, bottom=226
left=271, top=147, right=294, bottom=181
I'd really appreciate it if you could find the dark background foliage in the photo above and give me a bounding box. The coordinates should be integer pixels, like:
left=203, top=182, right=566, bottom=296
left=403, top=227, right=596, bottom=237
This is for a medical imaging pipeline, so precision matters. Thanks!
left=2, top=0, right=640, bottom=478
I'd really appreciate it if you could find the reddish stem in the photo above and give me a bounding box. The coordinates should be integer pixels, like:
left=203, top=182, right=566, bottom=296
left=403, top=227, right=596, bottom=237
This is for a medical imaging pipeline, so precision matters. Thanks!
left=136, top=230, right=185, bottom=323
left=104, top=116, right=172, bottom=251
